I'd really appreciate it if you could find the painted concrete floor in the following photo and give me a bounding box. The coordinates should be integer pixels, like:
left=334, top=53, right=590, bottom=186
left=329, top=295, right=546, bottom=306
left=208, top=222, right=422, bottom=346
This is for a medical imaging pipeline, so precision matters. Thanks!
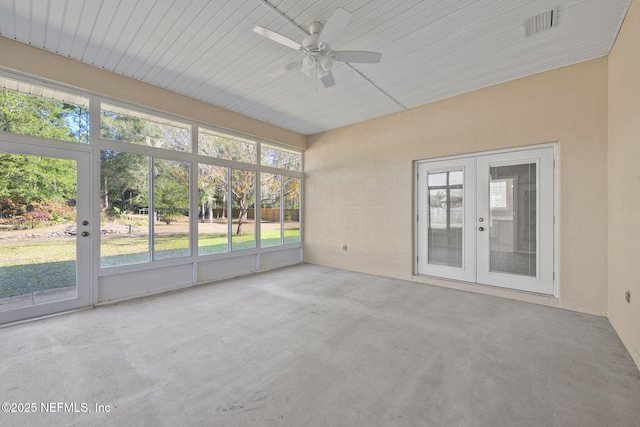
left=1, top=264, right=639, bottom=427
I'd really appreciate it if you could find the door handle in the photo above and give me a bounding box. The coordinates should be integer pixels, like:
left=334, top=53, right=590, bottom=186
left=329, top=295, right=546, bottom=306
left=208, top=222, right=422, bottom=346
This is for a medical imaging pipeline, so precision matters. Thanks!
left=478, top=226, right=485, bottom=232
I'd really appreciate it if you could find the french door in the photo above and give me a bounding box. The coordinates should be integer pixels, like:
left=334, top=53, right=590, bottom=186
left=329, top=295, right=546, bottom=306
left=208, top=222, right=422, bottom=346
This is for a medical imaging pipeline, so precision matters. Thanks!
left=416, top=146, right=555, bottom=295
left=0, top=140, right=92, bottom=324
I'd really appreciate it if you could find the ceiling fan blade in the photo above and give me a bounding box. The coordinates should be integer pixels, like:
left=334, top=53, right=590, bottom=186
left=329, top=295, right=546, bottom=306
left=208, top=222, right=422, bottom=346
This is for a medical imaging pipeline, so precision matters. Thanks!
left=253, top=26, right=302, bottom=50
left=334, top=51, right=382, bottom=64
left=320, top=71, right=336, bottom=88
left=318, top=8, right=351, bottom=46
left=267, top=61, right=301, bottom=77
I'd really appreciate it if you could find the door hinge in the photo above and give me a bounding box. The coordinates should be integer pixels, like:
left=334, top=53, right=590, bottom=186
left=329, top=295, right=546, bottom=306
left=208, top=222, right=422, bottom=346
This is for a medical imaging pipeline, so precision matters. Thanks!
left=553, top=271, right=556, bottom=280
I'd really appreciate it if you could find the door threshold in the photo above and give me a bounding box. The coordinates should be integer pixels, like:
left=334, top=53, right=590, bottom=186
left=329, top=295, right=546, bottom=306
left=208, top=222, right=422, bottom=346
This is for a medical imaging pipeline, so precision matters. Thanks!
left=0, top=305, right=94, bottom=329
left=411, top=274, right=560, bottom=309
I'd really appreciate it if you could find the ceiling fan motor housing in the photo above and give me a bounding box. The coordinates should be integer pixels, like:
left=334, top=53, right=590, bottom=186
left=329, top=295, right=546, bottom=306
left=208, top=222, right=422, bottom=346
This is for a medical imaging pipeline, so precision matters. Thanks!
left=309, top=22, right=323, bottom=35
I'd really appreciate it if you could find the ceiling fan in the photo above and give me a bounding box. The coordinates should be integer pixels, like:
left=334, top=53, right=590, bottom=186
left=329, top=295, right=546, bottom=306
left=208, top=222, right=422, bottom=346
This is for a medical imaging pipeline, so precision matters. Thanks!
left=253, top=8, right=382, bottom=88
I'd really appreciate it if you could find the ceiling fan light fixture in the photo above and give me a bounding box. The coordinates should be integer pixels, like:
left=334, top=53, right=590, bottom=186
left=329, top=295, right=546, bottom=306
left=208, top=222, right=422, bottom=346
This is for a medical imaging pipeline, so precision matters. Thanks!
left=319, top=56, right=333, bottom=71
left=317, top=67, right=329, bottom=78
left=302, top=56, right=314, bottom=69
left=300, top=66, right=313, bottom=77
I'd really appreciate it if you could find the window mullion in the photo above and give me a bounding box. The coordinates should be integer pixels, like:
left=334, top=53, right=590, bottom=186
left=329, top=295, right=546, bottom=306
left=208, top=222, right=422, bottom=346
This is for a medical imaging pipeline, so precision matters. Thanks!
left=149, top=156, right=155, bottom=262
left=227, top=167, right=232, bottom=252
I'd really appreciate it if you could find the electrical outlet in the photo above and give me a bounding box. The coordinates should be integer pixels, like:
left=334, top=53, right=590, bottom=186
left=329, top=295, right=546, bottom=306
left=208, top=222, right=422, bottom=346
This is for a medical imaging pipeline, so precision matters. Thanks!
left=342, top=245, right=348, bottom=251
left=625, top=290, right=631, bottom=303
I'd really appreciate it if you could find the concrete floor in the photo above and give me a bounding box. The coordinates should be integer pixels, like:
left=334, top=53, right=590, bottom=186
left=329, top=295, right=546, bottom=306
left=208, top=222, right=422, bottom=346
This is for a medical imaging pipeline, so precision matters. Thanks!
left=1, top=264, right=639, bottom=427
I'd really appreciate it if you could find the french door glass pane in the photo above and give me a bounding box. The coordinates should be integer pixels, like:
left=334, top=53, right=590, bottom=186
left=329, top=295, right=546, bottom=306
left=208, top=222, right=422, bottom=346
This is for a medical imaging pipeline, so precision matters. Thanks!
left=489, top=163, right=536, bottom=277
left=0, top=154, right=77, bottom=311
left=427, top=170, right=464, bottom=268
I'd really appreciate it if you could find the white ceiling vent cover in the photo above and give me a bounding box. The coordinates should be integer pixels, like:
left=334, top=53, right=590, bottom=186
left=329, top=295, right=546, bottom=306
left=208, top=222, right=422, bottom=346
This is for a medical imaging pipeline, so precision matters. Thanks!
left=524, top=9, right=557, bottom=37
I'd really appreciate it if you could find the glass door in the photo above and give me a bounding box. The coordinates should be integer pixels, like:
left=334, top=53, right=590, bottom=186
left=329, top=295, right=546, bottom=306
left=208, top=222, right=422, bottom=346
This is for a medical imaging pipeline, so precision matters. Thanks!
left=416, top=146, right=555, bottom=295
left=417, top=158, right=476, bottom=282
left=476, top=147, right=555, bottom=294
left=0, top=141, right=92, bottom=324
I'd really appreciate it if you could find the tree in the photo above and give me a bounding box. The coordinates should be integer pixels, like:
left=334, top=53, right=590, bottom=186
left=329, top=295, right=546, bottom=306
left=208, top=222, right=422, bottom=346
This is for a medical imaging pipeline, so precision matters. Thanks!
left=231, top=170, right=255, bottom=235
left=154, top=159, right=189, bottom=224
left=100, top=151, right=148, bottom=211
left=101, top=111, right=190, bottom=151
left=199, top=134, right=258, bottom=234
left=0, top=89, right=87, bottom=142
left=0, top=89, right=85, bottom=219
left=99, top=110, right=191, bottom=215
left=198, top=165, right=226, bottom=222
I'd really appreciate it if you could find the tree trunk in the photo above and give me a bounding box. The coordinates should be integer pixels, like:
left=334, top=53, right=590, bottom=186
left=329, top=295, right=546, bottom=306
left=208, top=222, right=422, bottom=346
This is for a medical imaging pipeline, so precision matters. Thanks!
left=103, top=176, right=109, bottom=209
left=236, top=201, right=247, bottom=235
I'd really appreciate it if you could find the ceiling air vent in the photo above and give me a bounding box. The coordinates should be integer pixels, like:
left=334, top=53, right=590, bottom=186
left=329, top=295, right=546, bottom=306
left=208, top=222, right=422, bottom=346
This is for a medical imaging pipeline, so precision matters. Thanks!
left=524, top=9, right=557, bottom=37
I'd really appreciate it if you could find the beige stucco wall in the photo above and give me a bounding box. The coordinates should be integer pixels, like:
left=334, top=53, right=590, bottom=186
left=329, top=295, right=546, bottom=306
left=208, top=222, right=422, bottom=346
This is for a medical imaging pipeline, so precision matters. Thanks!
left=0, top=37, right=306, bottom=150
left=608, top=0, right=640, bottom=367
left=305, top=57, right=609, bottom=315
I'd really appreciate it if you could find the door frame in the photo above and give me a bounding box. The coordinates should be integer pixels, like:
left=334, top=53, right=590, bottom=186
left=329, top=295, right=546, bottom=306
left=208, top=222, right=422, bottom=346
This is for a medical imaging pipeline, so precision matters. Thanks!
left=414, top=143, right=558, bottom=297
left=0, top=135, right=94, bottom=324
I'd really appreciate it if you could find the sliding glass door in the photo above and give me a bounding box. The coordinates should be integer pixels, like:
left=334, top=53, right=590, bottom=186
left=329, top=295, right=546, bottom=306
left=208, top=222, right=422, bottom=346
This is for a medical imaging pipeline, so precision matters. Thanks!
left=417, top=146, right=555, bottom=295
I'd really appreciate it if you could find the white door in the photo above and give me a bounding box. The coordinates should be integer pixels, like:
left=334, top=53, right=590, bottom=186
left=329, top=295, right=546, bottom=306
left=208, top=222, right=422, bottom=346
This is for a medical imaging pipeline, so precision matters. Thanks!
left=417, top=157, right=476, bottom=282
left=0, top=140, right=92, bottom=324
left=417, top=146, right=556, bottom=295
left=476, top=147, right=555, bottom=294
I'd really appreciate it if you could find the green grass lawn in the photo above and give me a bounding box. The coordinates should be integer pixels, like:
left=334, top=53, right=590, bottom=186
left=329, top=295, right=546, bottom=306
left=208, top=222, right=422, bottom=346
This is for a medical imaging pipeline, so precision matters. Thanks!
left=1, top=228, right=300, bottom=297
left=0, top=237, right=77, bottom=297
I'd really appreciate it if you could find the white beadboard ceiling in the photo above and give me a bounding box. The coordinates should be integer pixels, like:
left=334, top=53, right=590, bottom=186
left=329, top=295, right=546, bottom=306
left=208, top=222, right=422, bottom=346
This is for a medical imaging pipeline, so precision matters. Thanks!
left=0, top=0, right=632, bottom=136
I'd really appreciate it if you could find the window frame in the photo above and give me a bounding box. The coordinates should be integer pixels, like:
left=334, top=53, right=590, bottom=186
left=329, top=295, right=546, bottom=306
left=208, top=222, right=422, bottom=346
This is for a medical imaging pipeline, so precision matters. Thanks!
left=97, top=101, right=303, bottom=271
left=0, top=70, right=303, bottom=278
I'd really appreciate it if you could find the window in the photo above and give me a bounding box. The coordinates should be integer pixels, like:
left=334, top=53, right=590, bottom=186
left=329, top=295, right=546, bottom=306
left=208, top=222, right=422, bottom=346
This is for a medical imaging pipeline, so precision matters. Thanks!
left=153, top=159, right=190, bottom=260
left=199, top=128, right=256, bottom=163
left=261, top=173, right=282, bottom=248
left=231, top=169, right=256, bottom=250
left=489, top=178, right=515, bottom=216
left=490, top=180, right=508, bottom=209
left=1, top=72, right=303, bottom=300
left=100, top=153, right=191, bottom=267
left=0, top=76, right=89, bottom=143
left=261, top=143, right=302, bottom=171
left=196, top=127, right=301, bottom=255
left=198, top=164, right=229, bottom=255
left=283, top=176, right=301, bottom=244
left=100, top=150, right=150, bottom=267
left=101, top=104, right=191, bottom=152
